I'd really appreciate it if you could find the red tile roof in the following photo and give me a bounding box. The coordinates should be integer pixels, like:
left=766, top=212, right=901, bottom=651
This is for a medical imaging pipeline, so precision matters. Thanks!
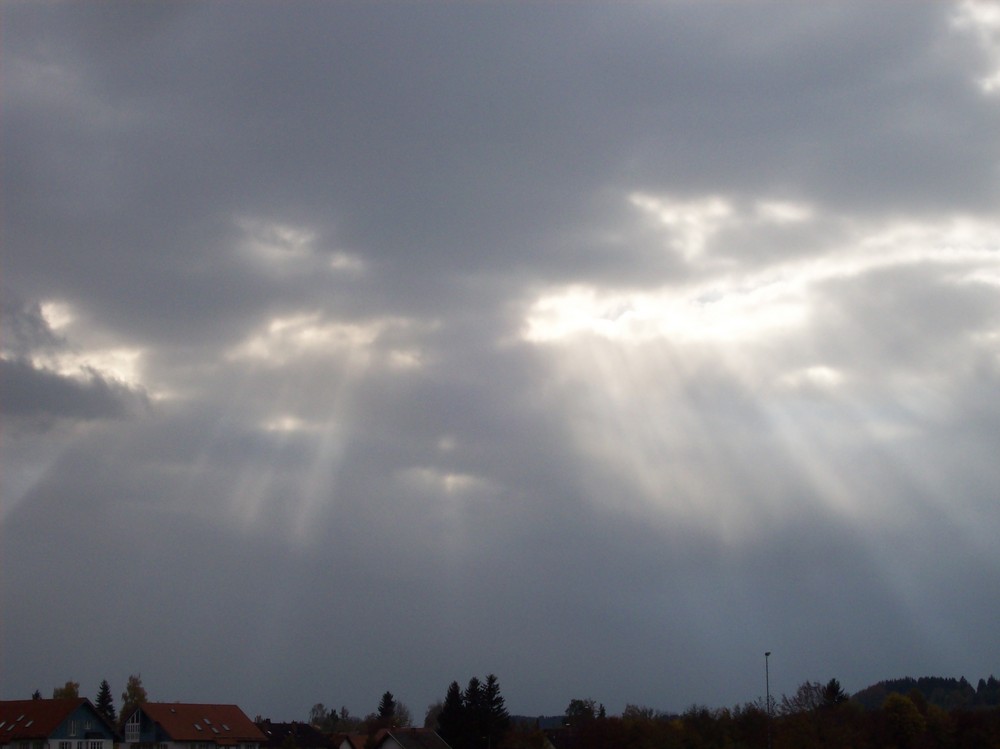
left=139, top=704, right=267, bottom=744
left=0, top=699, right=88, bottom=741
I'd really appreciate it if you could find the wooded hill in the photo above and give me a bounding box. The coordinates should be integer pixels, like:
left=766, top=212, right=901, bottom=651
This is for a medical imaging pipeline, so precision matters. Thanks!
left=852, top=675, right=1000, bottom=711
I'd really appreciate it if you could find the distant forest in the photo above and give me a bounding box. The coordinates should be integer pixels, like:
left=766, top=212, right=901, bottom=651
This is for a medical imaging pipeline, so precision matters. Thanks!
left=852, top=675, right=1000, bottom=711
left=502, top=675, right=1000, bottom=749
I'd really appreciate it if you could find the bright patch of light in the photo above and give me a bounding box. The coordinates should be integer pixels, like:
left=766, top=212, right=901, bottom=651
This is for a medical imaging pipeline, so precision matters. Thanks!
left=524, top=282, right=807, bottom=344
left=34, top=346, right=145, bottom=390
left=629, top=192, right=733, bottom=260
left=31, top=299, right=153, bottom=394
left=522, top=200, right=1000, bottom=536
left=40, top=300, right=75, bottom=330
left=777, top=365, right=846, bottom=391
left=227, top=312, right=382, bottom=364
left=226, top=311, right=427, bottom=372
left=525, top=210, right=1000, bottom=347
left=387, top=348, right=423, bottom=369
left=260, top=415, right=322, bottom=433
left=952, top=1, right=1000, bottom=94
left=754, top=200, right=814, bottom=225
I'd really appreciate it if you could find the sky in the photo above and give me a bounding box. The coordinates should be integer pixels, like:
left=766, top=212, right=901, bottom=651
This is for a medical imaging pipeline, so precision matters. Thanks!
left=3, top=0, right=1000, bottom=724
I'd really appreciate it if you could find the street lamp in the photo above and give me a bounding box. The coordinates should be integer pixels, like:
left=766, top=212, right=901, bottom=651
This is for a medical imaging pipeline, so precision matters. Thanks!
left=765, top=651, right=772, bottom=749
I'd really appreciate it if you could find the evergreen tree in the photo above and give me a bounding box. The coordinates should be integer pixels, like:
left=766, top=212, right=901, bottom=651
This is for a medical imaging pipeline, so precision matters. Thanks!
left=377, top=692, right=397, bottom=721
left=821, top=678, right=848, bottom=708
left=437, top=682, right=465, bottom=749
left=481, top=674, right=510, bottom=746
left=464, top=678, right=487, bottom=749
left=95, top=680, right=116, bottom=723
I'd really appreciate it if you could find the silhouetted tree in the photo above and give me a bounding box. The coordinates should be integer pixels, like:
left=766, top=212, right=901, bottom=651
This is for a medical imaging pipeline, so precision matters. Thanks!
left=424, top=701, right=443, bottom=730
left=119, top=674, right=148, bottom=726
left=95, top=680, right=116, bottom=723
left=436, top=676, right=511, bottom=749
left=365, top=691, right=409, bottom=732
left=378, top=692, right=397, bottom=721
left=481, top=674, right=510, bottom=746
left=437, top=682, right=466, bottom=748
left=53, top=681, right=80, bottom=699
left=565, top=699, right=597, bottom=727
left=821, top=678, right=848, bottom=708
left=308, top=704, right=338, bottom=732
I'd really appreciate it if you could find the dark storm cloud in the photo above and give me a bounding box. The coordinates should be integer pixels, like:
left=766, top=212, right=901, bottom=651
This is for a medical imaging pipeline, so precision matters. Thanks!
left=3, top=0, right=1000, bottom=723
left=0, top=357, right=145, bottom=423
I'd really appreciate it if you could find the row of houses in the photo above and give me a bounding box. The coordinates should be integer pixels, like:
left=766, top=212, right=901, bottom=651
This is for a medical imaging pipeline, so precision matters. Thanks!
left=0, top=700, right=451, bottom=749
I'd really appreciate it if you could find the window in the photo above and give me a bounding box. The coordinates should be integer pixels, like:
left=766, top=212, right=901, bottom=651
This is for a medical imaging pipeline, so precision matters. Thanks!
left=89, top=740, right=103, bottom=749
left=69, top=722, right=78, bottom=737
left=125, top=713, right=141, bottom=743
left=59, top=742, right=72, bottom=749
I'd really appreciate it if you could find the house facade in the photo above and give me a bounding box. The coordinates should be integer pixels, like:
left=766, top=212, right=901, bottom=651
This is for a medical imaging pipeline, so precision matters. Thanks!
left=123, top=704, right=265, bottom=749
left=0, top=699, right=118, bottom=749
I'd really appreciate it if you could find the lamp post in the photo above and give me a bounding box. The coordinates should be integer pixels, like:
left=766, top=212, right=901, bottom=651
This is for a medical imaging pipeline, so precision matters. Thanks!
left=765, top=651, right=772, bottom=749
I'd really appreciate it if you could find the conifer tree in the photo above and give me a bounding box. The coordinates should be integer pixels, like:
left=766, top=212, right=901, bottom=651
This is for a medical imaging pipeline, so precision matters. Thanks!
left=481, top=674, right=510, bottom=745
left=436, top=682, right=465, bottom=749
left=95, top=680, right=116, bottom=723
left=377, top=692, right=397, bottom=721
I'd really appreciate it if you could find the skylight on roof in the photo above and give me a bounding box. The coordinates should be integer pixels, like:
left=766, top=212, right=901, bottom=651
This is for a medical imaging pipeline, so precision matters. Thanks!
left=222, top=725, right=230, bottom=731
left=195, top=725, right=203, bottom=731
left=204, top=720, right=212, bottom=726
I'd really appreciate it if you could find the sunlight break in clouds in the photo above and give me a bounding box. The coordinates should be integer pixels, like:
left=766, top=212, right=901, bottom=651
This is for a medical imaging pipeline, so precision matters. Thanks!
left=226, top=311, right=423, bottom=371
left=953, top=0, right=1000, bottom=93
left=30, top=300, right=148, bottom=392
left=525, top=203, right=1000, bottom=348
left=522, top=200, right=1000, bottom=532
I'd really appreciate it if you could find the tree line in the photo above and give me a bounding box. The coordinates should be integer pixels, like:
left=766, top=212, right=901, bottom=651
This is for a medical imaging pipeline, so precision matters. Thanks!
left=33, top=671, right=1000, bottom=748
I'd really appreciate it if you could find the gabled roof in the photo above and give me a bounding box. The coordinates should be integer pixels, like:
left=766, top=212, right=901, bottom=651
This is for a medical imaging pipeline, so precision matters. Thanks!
left=335, top=732, right=370, bottom=749
left=376, top=729, right=452, bottom=749
left=255, top=721, right=332, bottom=749
left=138, top=704, right=267, bottom=744
left=0, top=699, right=88, bottom=741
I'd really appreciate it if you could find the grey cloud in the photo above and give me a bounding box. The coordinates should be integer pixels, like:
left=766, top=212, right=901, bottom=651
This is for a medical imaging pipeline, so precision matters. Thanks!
left=1, top=297, right=63, bottom=358
left=1, top=357, right=147, bottom=425
left=3, top=0, right=1000, bottom=727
